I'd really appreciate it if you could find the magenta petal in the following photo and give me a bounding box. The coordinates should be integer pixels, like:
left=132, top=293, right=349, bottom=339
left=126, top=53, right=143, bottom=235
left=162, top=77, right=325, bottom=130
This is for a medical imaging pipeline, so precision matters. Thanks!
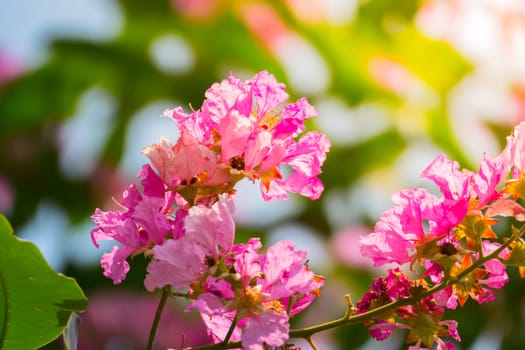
left=250, top=70, right=288, bottom=117
left=421, top=153, right=471, bottom=200
left=368, top=321, right=409, bottom=341
left=242, top=312, right=289, bottom=350
left=276, top=97, right=317, bottom=137
left=185, top=194, right=236, bottom=254
left=219, top=111, right=254, bottom=161
left=199, top=309, right=240, bottom=344
left=144, top=239, right=206, bottom=291
left=263, top=240, right=315, bottom=299
left=101, top=245, right=134, bottom=284
left=187, top=293, right=228, bottom=315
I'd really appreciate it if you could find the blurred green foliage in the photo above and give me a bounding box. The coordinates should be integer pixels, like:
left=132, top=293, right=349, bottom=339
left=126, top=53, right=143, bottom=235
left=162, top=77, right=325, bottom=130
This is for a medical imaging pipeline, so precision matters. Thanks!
left=0, top=0, right=523, bottom=349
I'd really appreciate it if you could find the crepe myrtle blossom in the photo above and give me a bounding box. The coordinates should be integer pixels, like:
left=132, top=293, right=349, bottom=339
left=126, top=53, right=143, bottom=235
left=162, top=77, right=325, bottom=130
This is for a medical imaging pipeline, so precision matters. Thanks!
left=359, top=186, right=469, bottom=268
left=90, top=164, right=180, bottom=284
left=430, top=240, right=510, bottom=310
left=359, top=129, right=517, bottom=269
left=145, top=71, right=330, bottom=204
left=188, top=238, right=323, bottom=350
left=368, top=315, right=459, bottom=350
left=144, top=194, right=235, bottom=291
left=357, top=269, right=460, bottom=350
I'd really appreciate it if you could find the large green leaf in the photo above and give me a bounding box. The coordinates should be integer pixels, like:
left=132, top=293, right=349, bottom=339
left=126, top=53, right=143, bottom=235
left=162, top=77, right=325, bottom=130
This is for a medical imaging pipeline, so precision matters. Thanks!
left=0, top=215, right=87, bottom=349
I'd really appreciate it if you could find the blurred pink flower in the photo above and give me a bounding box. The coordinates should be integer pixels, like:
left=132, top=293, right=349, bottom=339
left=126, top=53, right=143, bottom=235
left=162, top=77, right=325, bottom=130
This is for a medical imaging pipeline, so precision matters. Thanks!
left=171, top=0, right=222, bottom=19
left=240, top=2, right=290, bottom=52
left=0, top=51, right=24, bottom=85
left=369, top=57, right=415, bottom=95
left=0, top=175, right=14, bottom=215
left=330, top=226, right=373, bottom=269
left=78, top=290, right=208, bottom=350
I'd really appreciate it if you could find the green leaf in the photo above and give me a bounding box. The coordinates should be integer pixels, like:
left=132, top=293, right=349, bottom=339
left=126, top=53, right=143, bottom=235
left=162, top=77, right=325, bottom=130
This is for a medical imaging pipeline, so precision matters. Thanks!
left=0, top=215, right=87, bottom=349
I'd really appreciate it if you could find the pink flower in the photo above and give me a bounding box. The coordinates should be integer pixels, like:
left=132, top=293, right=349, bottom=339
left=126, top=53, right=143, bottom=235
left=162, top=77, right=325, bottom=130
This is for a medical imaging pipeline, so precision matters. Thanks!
left=91, top=165, right=178, bottom=283
left=360, top=187, right=468, bottom=267
left=369, top=321, right=410, bottom=341
left=356, top=268, right=412, bottom=314
left=152, top=71, right=330, bottom=202
left=481, top=241, right=509, bottom=289
left=189, top=238, right=322, bottom=349
left=144, top=194, right=235, bottom=291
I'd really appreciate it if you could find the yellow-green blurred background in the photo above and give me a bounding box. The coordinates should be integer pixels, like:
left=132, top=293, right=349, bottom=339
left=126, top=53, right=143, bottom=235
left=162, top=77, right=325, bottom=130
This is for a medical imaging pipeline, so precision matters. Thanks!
left=1, top=0, right=525, bottom=349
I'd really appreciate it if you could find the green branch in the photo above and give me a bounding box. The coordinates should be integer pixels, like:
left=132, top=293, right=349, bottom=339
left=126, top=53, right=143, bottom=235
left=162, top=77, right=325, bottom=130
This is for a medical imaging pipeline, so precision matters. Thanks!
left=146, top=286, right=171, bottom=350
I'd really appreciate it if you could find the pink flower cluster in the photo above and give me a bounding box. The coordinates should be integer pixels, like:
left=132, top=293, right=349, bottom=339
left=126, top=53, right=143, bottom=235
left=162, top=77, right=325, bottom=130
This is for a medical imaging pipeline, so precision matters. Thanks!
left=145, top=70, right=330, bottom=204
left=91, top=71, right=330, bottom=349
left=358, top=122, right=525, bottom=348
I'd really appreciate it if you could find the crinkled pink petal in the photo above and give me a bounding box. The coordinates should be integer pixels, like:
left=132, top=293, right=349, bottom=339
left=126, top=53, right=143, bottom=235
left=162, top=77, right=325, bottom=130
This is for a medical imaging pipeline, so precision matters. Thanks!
left=203, top=73, right=251, bottom=124
left=485, top=199, right=525, bottom=221
left=199, top=309, right=240, bottom=344
left=142, top=137, right=177, bottom=185
left=510, top=121, right=525, bottom=175
left=232, top=238, right=263, bottom=282
left=242, top=312, right=289, bottom=350
left=263, top=240, right=307, bottom=284
left=433, top=338, right=455, bottom=350
left=391, top=189, right=427, bottom=239
left=257, top=141, right=286, bottom=174
left=368, top=321, right=409, bottom=341
left=138, top=164, right=167, bottom=198
left=185, top=194, right=236, bottom=254
left=472, top=151, right=509, bottom=207
left=270, top=265, right=315, bottom=300
left=359, top=208, right=414, bottom=267
left=426, top=197, right=469, bottom=236
left=122, top=179, right=174, bottom=246
left=120, top=184, right=143, bottom=213
left=286, top=292, right=318, bottom=316
left=440, top=319, right=461, bottom=341
left=262, top=172, right=325, bottom=201
left=144, top=238, right=207, bottom=291
left=283, top=132, right=330, bottom=177
left=276, top=97, right=317, bottom=137
left=244, top=130, right=273, bottom=170
left=219, top=111, right=254, bottom=161
left=90, top=208, right=140, bottom=248
left=433, top=287, right=454, bottom=308
left=259, top=178, right=290, bottom=201
left=421, top=153, right=471, bottom=200
left=262, top=240, right=315, bottom=299
left=481, top=241, right=509, bottom=288
left=203, top=276, right=235, bottom=299
left=101, top=245, right=134, bottom=284
left=135, top=203, right=172, bottom=244
left=250, top=70, right=288, bottom=117
left=186, top=293, right=229, bottom=315
left=162, top=107, right=211, bottom=142
left=172, top=131, right=218, bottom=183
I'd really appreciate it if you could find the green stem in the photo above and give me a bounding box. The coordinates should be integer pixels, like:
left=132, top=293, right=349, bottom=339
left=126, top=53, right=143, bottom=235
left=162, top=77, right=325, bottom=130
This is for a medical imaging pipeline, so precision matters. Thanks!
left=147, top=286, right=171, bottom=350
left=221, top=315, right=238, bottom=345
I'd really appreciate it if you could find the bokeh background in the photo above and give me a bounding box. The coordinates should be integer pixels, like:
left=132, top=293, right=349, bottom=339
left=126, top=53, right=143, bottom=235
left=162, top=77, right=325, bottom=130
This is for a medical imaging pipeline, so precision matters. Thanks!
left=2, top=0, right=525, bottom=349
